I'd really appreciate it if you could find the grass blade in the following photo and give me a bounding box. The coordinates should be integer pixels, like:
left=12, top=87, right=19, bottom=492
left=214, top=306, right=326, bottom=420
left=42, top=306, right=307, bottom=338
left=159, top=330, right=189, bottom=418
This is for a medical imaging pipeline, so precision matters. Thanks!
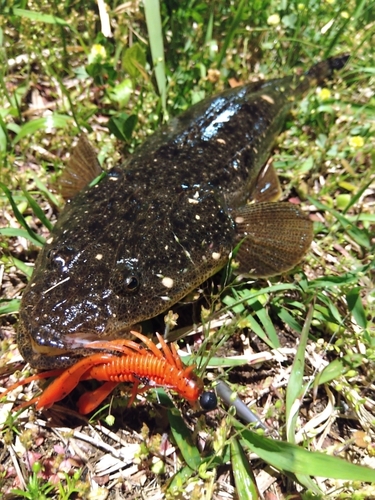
left=230, top=438, right=259, bottom=499
left=308, top=196, right=371, bottom=249
left=11, top=8, right=70, bottom=26
left=346, top=287, right=367, bottom=328
left=13, top=115, right=72, bottom=143
left=285, top=302, right=314, bottom=443
left=0, top=299, right=20, bottom=315
left=216, top=0, right=246, bottom=67
left=144, top=0, right=166, bottom=113
left=168, top=408, right=202, bottom=471
left=236, top=424, right=375, bottom=483
left=22, top=190, right=53, bottom=231
left=0, top=183, right=45, bottom=246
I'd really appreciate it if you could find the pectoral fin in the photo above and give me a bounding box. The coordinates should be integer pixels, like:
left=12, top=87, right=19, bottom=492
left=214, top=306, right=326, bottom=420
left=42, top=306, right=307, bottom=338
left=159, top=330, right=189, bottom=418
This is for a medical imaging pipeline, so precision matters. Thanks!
left=60, top=134, right=103, bottom=201
left=233, top=202, right=313, bottom=277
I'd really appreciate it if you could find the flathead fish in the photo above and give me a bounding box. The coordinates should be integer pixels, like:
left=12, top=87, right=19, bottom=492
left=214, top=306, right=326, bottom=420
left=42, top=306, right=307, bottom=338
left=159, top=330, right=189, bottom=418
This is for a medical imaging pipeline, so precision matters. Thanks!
left=18, top=55, right=348, bottom=369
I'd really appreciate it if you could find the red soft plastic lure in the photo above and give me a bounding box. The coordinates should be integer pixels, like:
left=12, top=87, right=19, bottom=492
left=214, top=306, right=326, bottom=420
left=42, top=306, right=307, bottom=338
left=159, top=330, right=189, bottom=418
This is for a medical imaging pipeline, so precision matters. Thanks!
left=1, top=332, right=204, bottom=414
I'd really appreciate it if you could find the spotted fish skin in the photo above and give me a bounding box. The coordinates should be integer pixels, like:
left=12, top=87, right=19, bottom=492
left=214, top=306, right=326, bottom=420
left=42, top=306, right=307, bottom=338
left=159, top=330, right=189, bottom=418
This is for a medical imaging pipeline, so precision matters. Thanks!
left=18, top=55, right=348, bottom=369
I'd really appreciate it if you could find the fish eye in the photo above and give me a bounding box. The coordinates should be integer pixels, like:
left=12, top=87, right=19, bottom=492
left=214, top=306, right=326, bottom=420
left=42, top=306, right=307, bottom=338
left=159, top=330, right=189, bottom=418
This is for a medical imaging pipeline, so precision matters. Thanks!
left=125, top=275, right=140, bottom=292
left=200, top=390, right=217, bottom=411
left=111, top=261, right=141, bottom=295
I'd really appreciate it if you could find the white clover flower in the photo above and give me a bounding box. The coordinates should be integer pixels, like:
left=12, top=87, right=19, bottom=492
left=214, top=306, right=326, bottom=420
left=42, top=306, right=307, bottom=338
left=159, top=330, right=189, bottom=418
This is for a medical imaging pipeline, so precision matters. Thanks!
left=267, top=14, right=280, bottom=26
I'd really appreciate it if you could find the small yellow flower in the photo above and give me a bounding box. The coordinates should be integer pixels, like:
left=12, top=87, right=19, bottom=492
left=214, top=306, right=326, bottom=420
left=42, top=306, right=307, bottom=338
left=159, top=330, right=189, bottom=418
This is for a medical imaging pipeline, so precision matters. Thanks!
left=92, top=44, right=106, bottom=58
left=341, top=11, right=350, bottom=19
left=267, top=14, right=280, bottom=26
left=88, top=44, right=107, bottom=64
left=349, top=136, right=364, bottom=149
left=318, top=88, right=331, bottom=101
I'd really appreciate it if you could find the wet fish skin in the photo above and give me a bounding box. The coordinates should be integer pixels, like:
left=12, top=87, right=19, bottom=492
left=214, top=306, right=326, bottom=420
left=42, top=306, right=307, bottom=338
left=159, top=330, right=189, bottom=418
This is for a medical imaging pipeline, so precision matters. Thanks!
left=17, top=55, right=348, bottom=369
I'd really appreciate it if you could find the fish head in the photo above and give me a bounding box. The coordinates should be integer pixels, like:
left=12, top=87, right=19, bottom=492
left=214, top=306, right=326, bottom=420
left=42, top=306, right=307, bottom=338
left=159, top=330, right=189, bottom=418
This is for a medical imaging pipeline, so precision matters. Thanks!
left=19, top=175, right=235, bottom=368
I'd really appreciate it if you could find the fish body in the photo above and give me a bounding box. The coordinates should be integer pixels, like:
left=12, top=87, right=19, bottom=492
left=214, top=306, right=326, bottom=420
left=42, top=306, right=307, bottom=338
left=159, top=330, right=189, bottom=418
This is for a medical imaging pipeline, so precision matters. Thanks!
left=18, top=55, right=348, bottom=369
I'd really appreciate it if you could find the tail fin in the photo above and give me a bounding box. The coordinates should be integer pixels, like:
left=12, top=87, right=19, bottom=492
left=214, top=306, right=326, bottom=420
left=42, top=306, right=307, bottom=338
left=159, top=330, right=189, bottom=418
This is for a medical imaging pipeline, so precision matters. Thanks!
left=306, top=53, right=350, bottom=84
left=293, top=53, right=349, bottom=95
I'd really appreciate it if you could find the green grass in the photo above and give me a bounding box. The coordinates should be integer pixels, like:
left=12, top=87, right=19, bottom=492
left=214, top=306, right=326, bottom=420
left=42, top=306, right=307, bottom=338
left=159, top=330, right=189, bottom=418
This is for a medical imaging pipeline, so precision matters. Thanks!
left=1, top=0, right=374, bottom=498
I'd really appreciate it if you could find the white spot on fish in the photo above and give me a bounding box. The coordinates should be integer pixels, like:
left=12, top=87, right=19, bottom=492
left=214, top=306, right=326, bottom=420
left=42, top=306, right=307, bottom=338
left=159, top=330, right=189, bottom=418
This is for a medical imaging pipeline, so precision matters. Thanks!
left=195, top=214, right=201, bottom=220
left=160, top=296, right=171, bottom=301
left=161, top=277, right=174, bottom=288
left=261, top=94, right=275, bottom=104
left=235, top=216, right=244, bottom=224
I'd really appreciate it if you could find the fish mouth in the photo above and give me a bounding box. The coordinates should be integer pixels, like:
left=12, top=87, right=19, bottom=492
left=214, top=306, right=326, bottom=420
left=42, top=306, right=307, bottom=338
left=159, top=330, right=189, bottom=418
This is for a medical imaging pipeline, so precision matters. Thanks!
left=19, top=313, right=114, bottom=354
left=63, top=329, right=136, bottom=348
left=30, top=337, right=72, bottom=356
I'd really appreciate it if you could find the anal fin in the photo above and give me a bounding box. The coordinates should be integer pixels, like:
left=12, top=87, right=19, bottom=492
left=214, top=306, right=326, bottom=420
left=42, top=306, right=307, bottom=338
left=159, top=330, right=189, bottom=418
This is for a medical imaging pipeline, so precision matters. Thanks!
left=234, top=202, right=313, bottom=277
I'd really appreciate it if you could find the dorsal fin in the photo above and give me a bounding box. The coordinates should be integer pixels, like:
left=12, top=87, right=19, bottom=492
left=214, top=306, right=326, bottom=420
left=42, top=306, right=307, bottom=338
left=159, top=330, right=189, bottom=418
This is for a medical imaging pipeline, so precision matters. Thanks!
left=252, top=163, right=282, bottom=203
left=60, top=135, right=103, bottom=201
